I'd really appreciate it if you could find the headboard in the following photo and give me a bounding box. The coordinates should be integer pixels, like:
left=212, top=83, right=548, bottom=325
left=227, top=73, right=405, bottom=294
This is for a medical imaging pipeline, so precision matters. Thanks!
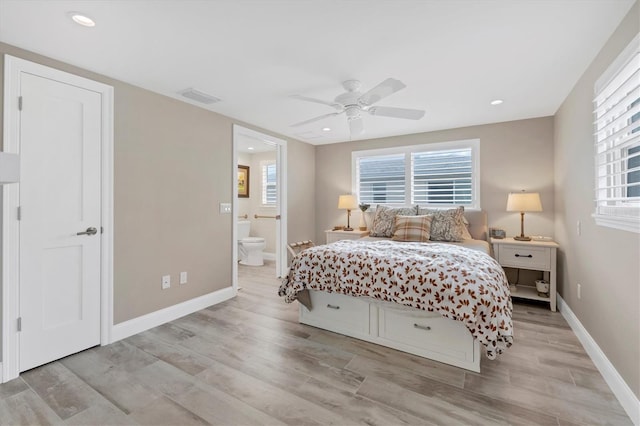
left=464, top=210, right=488, bottom=241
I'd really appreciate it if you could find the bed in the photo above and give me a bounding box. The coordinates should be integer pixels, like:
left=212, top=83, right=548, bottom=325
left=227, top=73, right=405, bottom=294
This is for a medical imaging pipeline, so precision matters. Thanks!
left=278, top=208, right=512, bottom=372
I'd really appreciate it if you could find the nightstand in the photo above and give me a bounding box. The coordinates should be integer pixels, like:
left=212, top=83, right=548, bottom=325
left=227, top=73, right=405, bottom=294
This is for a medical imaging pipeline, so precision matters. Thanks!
left=325, top=229, right=369, bottom=244
left=491, top=237, right=559, bottom=311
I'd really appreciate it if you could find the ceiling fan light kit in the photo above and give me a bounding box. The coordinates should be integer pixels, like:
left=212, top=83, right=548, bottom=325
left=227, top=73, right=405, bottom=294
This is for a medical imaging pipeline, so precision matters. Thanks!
left=291, top=78, right=425, bottom=137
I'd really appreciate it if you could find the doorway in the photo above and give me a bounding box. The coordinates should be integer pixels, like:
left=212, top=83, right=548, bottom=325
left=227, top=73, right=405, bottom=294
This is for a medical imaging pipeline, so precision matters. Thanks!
left=2, top=56, right=114, bottom=382
left=232, top=125, right=287, bottom=291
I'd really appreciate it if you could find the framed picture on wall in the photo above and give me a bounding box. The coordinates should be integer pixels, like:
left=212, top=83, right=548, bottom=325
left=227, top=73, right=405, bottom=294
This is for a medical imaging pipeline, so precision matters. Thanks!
left=238, top=165, right=250, bottom=198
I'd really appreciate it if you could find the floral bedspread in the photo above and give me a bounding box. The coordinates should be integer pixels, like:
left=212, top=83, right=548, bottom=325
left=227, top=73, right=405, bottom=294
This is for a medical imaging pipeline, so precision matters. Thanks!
left=278, top=239, right=513, bottom=359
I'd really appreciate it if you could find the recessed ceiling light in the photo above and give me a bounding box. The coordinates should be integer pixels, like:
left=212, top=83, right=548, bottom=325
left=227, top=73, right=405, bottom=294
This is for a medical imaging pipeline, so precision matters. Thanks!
left=247, top=147, right=254, bottom=150
left=68, top=12, right=95, bottom=27
left=322, top=127, right=331, bottom=132
left=490, top=99, right=504, bottom=106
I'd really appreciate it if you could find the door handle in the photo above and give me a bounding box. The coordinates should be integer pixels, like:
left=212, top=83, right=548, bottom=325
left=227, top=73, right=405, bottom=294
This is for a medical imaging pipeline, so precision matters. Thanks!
left=77, top=227, right=98, bottom=236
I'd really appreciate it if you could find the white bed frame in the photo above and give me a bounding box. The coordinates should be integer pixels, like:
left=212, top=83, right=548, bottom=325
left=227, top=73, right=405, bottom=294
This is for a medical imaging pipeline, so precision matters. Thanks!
left=299, top=210, right=488, bottom=372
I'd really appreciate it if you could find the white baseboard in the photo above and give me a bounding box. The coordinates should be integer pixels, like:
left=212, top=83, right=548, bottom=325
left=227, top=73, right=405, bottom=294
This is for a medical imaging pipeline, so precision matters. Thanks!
left=0, top=362, right=3, bottom=383
left=110, top=286, right=236, bottom=343
left=557, top=295, right=640, bottom=425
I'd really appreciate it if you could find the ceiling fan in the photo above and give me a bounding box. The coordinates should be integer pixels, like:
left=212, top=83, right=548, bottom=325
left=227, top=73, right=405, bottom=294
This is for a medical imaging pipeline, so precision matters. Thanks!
left=290, top=78, right=425, bottom=136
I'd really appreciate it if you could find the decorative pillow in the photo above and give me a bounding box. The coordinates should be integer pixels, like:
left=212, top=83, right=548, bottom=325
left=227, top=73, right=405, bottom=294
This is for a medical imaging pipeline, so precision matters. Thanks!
left=417, top=206, right=470, bottom=242
left=392, top=215, right=433, bottom=242
left=369, top=205, right=419, bottom=237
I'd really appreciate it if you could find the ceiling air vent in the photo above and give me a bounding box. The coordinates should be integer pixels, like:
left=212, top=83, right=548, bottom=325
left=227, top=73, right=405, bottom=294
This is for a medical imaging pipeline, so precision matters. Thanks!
left=178, top=88, right=221, bottom=104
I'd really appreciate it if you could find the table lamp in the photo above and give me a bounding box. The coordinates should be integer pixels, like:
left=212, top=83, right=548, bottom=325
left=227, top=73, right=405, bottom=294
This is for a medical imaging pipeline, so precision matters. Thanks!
left=506, top=191, right=542, bottom=241
left=338, top=194, right=358, bottom=231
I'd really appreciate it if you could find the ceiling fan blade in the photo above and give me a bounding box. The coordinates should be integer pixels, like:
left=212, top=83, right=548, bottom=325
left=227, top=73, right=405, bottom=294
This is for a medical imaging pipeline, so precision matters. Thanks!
left=368, top=106, right=425, bottom=120
left=290, top=94, right=342, bottom=110
left=349, top=117, right=364, bottom=136
left=358, top=78, right=406, bottom=106
left=290, top=112, right=341, bottom=127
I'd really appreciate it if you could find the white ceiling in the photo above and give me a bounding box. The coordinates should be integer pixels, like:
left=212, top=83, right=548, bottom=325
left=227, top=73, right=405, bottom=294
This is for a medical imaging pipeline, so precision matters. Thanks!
left=0, top=0, right=635, bottom=145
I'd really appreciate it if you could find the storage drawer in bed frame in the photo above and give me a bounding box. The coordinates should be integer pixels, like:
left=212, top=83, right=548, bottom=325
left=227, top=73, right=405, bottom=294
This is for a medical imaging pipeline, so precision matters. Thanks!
left=299, top=290, right=480, bottom=372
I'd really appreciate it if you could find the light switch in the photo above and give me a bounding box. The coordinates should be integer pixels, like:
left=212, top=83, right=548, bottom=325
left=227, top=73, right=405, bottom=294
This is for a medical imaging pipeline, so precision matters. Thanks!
left=219, top=203, right=232, bottom=214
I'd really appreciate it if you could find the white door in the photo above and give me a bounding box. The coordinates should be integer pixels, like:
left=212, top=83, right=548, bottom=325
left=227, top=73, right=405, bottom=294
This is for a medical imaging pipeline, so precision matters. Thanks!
left=18, top=72, right=102, bottom=371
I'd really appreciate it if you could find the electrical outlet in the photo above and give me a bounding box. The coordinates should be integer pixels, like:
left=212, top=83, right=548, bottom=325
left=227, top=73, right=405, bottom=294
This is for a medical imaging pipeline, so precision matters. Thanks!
left=577, top=283, right=581, bottom=300
left=180, top=271, right=187, bottom=284
left=162, top=275, right=171, bottom=290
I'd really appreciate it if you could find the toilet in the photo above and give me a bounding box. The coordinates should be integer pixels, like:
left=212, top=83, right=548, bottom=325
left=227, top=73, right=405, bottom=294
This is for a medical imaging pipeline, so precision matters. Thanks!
left=237, top=220, right=266, bottom=266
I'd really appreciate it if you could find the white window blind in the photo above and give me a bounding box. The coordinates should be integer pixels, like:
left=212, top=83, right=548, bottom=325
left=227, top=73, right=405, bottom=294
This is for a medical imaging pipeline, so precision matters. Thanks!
left=412, top=148, right=472, bottom=205
left=262, top=163, right=277, bottom=206
left=593, top=33, right=640, bottom=232
left=353, top=139, right=479, bottom=208
left=356, top=154, right=405, bottom=204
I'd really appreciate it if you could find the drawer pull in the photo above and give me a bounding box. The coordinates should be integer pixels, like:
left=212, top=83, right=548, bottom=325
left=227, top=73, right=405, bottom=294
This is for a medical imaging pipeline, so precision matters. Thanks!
left=326, top=304, right=340, bottom=310
left=413, top=323, right=431, bottom=331
left=515, top=254, right=533, bottom=258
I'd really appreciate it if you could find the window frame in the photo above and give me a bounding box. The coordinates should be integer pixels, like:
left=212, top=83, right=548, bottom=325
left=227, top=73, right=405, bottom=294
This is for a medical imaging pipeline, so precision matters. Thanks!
left=351, top=139, right=481, bottom=210
left=261, top=161, right=277, bottom=207
left=592, top=33, right=640, bottom=233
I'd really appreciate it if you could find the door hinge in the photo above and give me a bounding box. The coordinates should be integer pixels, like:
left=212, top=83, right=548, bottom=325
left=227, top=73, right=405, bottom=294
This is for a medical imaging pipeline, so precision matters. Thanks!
left=18, top=96, right=22, bottom=111
left=17, top=317, right=22, bottom=332
left=101, top=226, right=104, bottom=234
left=17, top=206, right=21, bottom=221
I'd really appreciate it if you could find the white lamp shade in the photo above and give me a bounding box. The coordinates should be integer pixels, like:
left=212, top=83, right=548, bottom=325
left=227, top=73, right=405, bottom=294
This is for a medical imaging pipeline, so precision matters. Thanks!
left=0, top=152, right=20, bottom=184
left=506, top=192, right=542, bottom=212
left=338, top=194, right=358, bottom=210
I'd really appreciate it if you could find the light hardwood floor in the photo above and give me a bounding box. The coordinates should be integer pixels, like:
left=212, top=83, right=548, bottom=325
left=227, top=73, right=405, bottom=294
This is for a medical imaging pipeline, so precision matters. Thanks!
left=0, top=260, right=631, bottom=425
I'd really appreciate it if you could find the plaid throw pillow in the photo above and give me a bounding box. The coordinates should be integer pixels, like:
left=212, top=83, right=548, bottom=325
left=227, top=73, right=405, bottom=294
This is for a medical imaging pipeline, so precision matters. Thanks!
left=370, top=205, right=419, bottom=237
left=392, top=215, right=433, bottom=242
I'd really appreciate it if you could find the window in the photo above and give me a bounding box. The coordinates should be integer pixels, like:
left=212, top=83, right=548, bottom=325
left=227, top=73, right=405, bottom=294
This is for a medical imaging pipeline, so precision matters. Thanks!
left=412, top=149, right=473, bottom=205
left=353, top=139, right=479, bottom=209
left=261, top=162, right=277, bottom=206
left=593, top=33, right=640, bottom=233
left=357, top=153, right=405, bottom=204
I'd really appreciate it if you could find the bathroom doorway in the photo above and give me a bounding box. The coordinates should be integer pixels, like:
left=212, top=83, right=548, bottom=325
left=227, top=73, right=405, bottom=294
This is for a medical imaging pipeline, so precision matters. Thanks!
left=232, top=125, right=287, bottom=291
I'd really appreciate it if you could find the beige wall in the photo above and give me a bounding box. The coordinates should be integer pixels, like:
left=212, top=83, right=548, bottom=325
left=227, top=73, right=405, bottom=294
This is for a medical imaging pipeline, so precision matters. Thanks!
left=554, top=2, right=639, bottom=398
left=0, top=43, right=315, bottom=347
left=315, top=117, right=555, bottom=244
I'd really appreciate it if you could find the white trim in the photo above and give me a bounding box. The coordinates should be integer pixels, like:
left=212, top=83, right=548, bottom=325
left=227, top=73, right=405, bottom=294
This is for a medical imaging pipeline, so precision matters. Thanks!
left=558, top=295, right=640, bottom=425
left=351, top=138, right=480, bottom=209
left=100, top=81, right=115, bottom=347
left=592, top=213, right=640, bottom=234
left=111, top=287, right=235, bottom=342
left=2, top=55, right=114, bottom=382
left=595, top=33, right=639, bottom=94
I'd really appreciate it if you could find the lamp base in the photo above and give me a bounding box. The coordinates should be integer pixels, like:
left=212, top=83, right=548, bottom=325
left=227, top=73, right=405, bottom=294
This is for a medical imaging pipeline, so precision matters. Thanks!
left=514, top=235, right=532, bottom=241
left=344, top=227, right=354, bottom=231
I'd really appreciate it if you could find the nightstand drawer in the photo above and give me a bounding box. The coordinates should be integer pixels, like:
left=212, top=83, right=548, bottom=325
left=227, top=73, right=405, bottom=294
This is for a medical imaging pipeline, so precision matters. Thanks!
left=497, top=245, right=550, bottom=270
